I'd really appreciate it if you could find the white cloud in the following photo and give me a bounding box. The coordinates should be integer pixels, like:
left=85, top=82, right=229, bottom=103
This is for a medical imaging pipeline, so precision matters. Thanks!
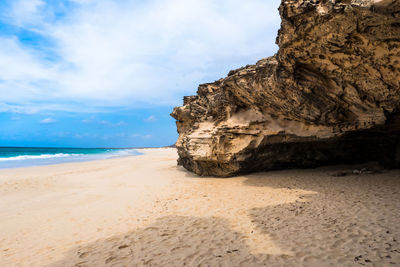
left=131, top=133, right=152, bottom=139
left=7, top=0, right=45, bottom=27
left=82, top=118, right=127, bottom=127
left=0, top=37, right=54, bottom=103
left=40, top=117, right=57, bottom=124
left=0, top=0, right=281, bottom=112
left=142, top=134, right=152, bottom=139
left=144, top=115, right=157, bottom=122
left=11, top=116, right=21, bottom=121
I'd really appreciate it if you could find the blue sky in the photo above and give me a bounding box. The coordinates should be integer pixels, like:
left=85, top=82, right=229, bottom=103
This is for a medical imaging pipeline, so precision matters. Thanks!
left=0, top=0, right=281, bottom=148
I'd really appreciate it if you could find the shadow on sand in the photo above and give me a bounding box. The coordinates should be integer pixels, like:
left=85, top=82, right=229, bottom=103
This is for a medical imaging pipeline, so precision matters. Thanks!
left=53, top=167, right=400, bottom=266
left=51, top=215, right=275, bottom=266
left=242, top=168, right=400, bottom=265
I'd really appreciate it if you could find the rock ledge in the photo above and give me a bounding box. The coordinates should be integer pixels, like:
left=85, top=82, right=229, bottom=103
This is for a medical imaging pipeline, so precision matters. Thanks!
left=171, top=0, right=400, bottom=177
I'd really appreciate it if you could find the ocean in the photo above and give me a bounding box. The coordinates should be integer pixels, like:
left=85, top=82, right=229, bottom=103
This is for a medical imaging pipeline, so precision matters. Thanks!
left=0, top=147, right=141, bottom=169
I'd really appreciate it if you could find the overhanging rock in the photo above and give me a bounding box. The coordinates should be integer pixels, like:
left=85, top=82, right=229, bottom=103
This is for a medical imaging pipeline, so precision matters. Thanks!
left=171, top=0, right=400, bottom=177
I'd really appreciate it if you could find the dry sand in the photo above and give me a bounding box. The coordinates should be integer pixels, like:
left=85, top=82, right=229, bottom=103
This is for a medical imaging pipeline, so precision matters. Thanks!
left=0, top=148, right=399, bottom=266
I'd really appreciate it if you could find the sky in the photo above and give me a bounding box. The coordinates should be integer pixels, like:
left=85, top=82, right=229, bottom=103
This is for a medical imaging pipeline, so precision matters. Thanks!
left=0, top=0, right=281, bottom=148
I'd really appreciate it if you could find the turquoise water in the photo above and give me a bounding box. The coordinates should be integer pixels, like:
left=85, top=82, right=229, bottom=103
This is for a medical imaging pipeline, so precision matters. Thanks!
left=0, top=147, right=141, bottom=169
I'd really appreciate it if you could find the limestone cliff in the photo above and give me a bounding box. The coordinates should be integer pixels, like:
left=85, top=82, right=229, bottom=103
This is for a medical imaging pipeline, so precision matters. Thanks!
left=171, top=0, right=400, bottom=177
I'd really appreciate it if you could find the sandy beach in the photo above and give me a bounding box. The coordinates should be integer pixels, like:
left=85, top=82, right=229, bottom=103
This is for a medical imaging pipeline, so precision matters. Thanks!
left=0, top=148, right=399, bottom=266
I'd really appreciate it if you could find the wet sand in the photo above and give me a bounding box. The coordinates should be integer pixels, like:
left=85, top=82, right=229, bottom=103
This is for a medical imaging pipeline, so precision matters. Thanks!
left=0, top=148, right=399, bottom=266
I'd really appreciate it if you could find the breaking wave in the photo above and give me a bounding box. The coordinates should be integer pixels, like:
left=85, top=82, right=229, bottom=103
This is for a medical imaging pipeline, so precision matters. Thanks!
left=0, top=153, right=82, bottom=162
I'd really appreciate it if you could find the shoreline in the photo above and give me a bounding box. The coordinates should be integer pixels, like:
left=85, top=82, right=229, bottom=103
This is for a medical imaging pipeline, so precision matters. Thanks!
left=0, top=147, right=167, bottom=171
left=1, top=148, right=399, bottom=266
left=0, top=154, right=138, bottom=172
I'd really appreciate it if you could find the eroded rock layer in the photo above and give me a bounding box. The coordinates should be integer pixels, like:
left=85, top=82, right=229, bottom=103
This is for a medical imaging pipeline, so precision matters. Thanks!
left=171, top=0, right=400, bottom=177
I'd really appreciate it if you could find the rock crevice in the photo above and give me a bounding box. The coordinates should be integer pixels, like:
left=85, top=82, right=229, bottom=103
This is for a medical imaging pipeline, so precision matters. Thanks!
left=171, top=0, right=400, bottom=177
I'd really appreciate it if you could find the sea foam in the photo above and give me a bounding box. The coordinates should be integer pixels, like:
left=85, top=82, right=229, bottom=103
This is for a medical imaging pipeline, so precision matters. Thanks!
left=0, top=153, right=82, bottom=161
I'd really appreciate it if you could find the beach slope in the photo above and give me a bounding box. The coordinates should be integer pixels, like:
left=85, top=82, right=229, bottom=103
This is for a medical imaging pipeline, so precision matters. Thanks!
left=0, top=148, right=399, bottom=266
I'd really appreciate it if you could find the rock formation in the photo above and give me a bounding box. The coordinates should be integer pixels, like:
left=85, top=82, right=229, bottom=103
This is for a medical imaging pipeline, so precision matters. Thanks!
left=171, top=0, right=400, bottom=177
